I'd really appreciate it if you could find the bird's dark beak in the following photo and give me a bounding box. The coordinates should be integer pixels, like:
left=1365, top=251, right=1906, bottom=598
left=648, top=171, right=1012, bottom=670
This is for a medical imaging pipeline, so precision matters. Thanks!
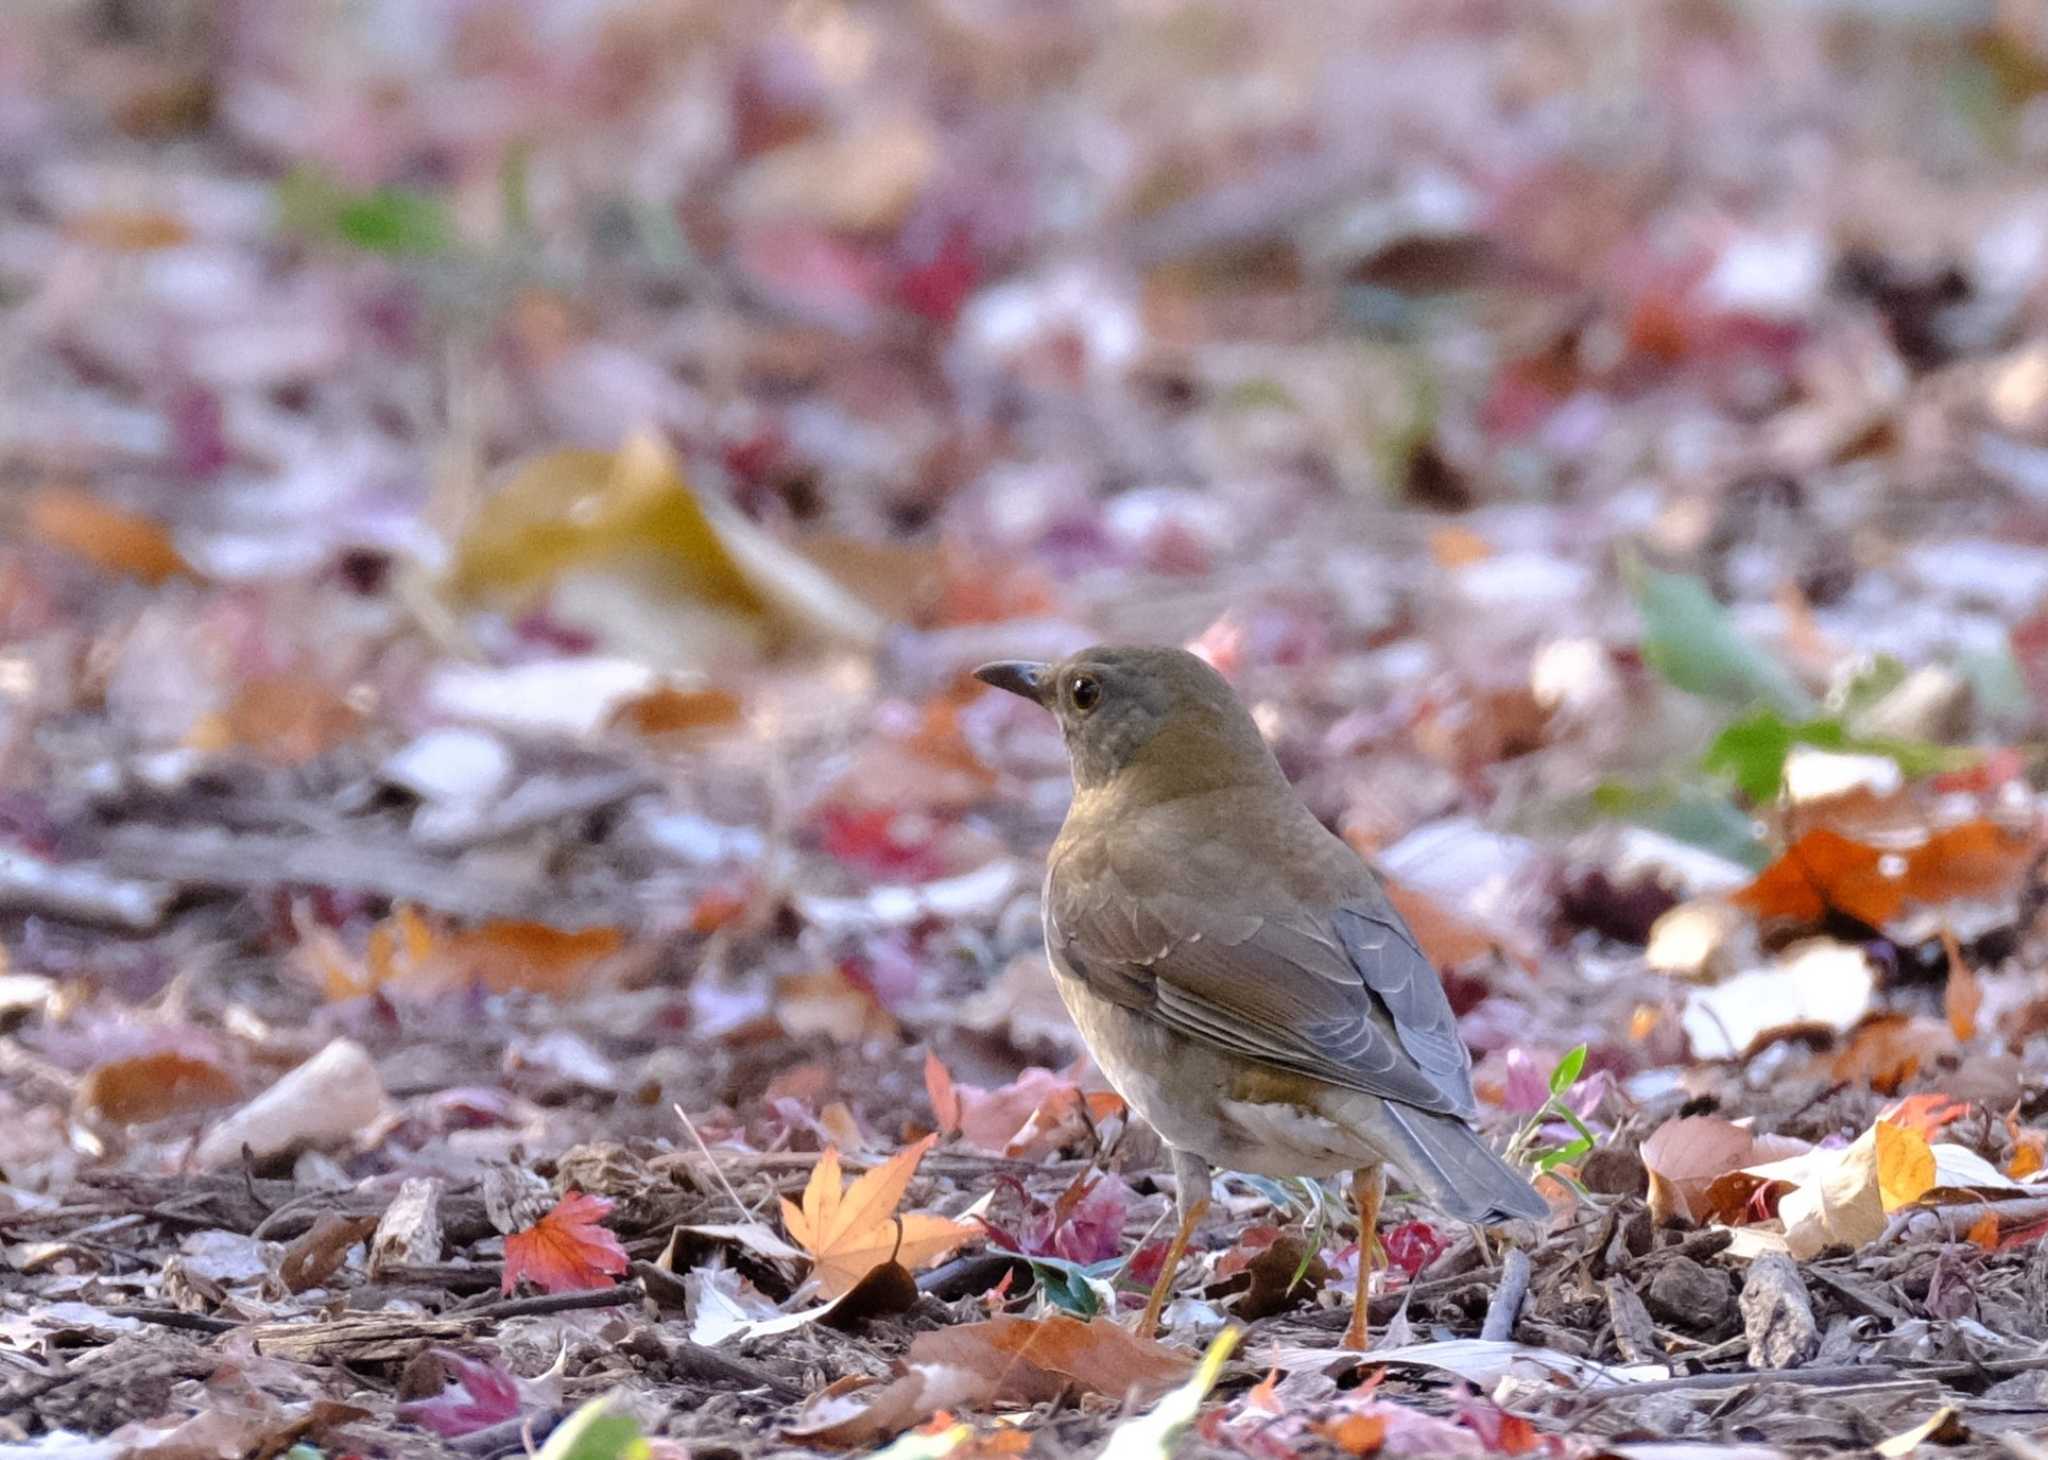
left=973, top=660, right=1052, bottom=706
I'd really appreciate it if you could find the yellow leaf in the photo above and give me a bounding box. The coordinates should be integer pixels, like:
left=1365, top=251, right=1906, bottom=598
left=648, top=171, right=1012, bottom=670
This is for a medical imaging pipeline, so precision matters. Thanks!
left=782, top=1136, right=975, bottom=1297
left=446, top=429, right=887, bottom=652
left=450, top=432, right=763, bottom=608
left=1874, top=1120, right=1935, bottom=1212
left=833, top=1135, right=939, bottom=1247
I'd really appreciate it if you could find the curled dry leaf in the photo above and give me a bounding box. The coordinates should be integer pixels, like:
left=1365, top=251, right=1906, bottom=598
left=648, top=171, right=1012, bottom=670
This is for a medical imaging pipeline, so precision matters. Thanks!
left=787, top=1314, right=1193, bottom=1447
left=781, top=1135, right=977, bottom=1298
left=1640, top=1116, right=1809, bottom=1226
left=279, top=1212, right=380, bottom=1294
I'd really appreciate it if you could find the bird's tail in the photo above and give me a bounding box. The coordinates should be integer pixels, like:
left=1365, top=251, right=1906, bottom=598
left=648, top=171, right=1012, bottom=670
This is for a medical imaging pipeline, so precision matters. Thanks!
left=1380, top=1104, right=1550, bottom=1224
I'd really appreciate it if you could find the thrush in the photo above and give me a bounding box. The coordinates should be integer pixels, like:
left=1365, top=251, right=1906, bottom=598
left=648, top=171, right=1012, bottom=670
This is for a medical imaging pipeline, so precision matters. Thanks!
left=975, top=645, right=1547, bottom=1347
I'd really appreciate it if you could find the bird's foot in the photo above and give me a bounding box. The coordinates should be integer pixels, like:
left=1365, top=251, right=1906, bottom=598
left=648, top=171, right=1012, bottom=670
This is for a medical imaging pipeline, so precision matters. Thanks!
left=1341, top=1162, right=1386, bottom=1353
left=1135, top=1194, right=1208, bottom=1340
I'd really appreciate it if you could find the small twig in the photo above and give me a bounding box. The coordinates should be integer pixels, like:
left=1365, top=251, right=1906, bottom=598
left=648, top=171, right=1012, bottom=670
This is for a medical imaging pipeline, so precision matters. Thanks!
left=1882, top=1196, right=2048, bottom=1246
left=450, top=1411, right=561, bottom=1455
left=105, top=1307, right=241, bottom=1335
left=668, top=1339, right=806, bottom=1401
left=674, top=1103, right=757, bottom=1222
left=1572, top=1350, right=2048, bottom=1406
left=459, top=1287, right=638, bottom=1322
left=1480, top=1247, right=1531, bottom=1342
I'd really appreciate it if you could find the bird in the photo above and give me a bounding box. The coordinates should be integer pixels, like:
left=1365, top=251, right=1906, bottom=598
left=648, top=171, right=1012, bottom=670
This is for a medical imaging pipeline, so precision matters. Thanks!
left=974, top=644, right=1547, bottom=1348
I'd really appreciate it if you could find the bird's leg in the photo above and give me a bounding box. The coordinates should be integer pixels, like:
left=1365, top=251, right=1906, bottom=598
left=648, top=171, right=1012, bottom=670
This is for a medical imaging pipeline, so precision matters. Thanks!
left=1341, top=1161, right=1386, bottom=1352
left=1136, top=1148, right=1211, bottom=1337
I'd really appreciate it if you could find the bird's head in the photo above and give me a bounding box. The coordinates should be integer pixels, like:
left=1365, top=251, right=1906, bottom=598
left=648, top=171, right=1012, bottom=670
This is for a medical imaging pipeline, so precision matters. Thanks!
left=974, top=644, right=1284, bottom=803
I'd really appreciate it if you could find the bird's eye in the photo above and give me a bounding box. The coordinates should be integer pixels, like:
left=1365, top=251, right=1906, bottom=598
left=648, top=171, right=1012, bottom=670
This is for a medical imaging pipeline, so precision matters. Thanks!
left=1069, top=674, right=1101, bottom=713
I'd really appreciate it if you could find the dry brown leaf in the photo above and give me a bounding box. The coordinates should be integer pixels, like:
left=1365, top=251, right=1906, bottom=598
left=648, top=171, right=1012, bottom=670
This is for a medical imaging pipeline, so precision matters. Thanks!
left=1967, top=1212, right=2001, bottom=1252
left=78, top=1049, right=239, bottom=1125
left=66, top=208, right=192, bottom=250
left=1828, top=1014, right=1955, bottom=1094
left=292, top=905, right=626, bottom=1001
left=1733, top=822, right=2035, bottom=932
left=186, top=671, right=364, bottom=765
left=1942, top=927, right=1982, bottom=1042
left=608, top=685, right=746, bottom=738
left=25, top=485, right=191, bottom=585
left=1640, top=1115, right=1765, bottom=1225
left=780, top=1136, right=976, bottom=1298
left=280, top=1213, right=380, bottom=1294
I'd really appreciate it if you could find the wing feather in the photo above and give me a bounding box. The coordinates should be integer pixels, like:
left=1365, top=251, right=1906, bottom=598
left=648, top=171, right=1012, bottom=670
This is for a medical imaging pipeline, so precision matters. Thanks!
left=1047, top=823, right=1477, bottom=1121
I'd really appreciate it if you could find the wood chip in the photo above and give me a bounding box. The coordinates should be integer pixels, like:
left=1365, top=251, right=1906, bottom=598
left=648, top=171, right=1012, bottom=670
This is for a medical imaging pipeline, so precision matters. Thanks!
left=370, top=1177, right=445, bottom=1274
left=1740, top=1252, right=1819, bottom=1368
left=1603, top=1276, right=1662, bottom=1364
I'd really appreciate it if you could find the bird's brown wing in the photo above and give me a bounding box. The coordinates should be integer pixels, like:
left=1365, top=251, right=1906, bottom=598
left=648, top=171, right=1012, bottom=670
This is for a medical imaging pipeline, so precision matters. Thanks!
left=1046, top=823, right=1477, bottom=1122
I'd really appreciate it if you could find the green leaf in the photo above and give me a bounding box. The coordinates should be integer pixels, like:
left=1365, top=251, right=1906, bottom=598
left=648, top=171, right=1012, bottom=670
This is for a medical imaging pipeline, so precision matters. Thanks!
left=536, top=1397, right=648, bottom=1460
left=277, top=167, right=454, bottom=257
left=1548, top=1044, right=1587, bottom=1096
left=1704, top=708, right=1975, bottom=802
left=1705, top=710, right=1807, bottom=800
left=1623, top=553, right=1813, bottom=716
left=1590, top=779, right=1769, bottom=870
left=1535, top=1136, right=1593, bottom=1172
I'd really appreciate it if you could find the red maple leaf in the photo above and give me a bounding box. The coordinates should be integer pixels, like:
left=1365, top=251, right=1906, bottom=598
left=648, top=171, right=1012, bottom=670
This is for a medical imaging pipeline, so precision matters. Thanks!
left=501, top=1190, right=629, bottom=1295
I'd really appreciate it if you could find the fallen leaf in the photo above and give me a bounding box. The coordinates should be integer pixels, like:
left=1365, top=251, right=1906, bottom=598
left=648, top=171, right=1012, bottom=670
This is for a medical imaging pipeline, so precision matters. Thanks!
left=781, top=1137, right=976, bottom=1298
left=449, top=429, right=886, bottom=651
left=1874, top=1121, right=1936, bottom=1211
left=787, top=1313, right=1191, bottom=1447
left=2007, top=1109, right=2047, bottom=1179
left=1097, top=1326, right=1238, bottom=1460
left=25, top=485, right=191, bottom=584
left=77, top=1049, right=238, bottom=1125
left=1747, top=1121, right=1935, bottom=1258
left=1873, top=1406, right=1968, bottom=1457
left=1732, top=829, right=1897, bottom=927
left=1828, top=1014, right=1955, bottom=1093
left=398, top=1351, right=533, bottom=1439
left=1881, top=1093, right=1971, bottom=1142
left=296, top=905, right=628, bottom=1001
left=186, top=671, right=363, bottom=765
left=192, top=1037, right=384, bottom=1169
left=280, top=1213, right=379, bottom=1293
left=66, top=208, right=191, bottom=250
left=502, top=1190, right=630, bottom=1295
left=1382, top=877, right=1529, bottom=971
left=924, top=1051, right=962, bottom=1135
left=1943, top=928, right=1982, bottom=1042
left=1733, top=822, right=2036, bottom=932
left=608, top=685, right=746, bottom=738
left=1967, top=1212, right=2001, bottom=1252
left=1643, top=1117, right=1744, bottom=1225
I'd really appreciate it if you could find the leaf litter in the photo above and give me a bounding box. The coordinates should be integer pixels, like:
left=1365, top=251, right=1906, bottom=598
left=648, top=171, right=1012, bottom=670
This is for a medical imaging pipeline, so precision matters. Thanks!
left=9, top=2, right=2048, bottom=1457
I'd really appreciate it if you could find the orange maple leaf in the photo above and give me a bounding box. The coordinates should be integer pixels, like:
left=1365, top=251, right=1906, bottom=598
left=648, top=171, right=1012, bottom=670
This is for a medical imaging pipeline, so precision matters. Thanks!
left=780, top=1134, right=976, bottom=1298
left=501, top=1190, right=629, bottom=1295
